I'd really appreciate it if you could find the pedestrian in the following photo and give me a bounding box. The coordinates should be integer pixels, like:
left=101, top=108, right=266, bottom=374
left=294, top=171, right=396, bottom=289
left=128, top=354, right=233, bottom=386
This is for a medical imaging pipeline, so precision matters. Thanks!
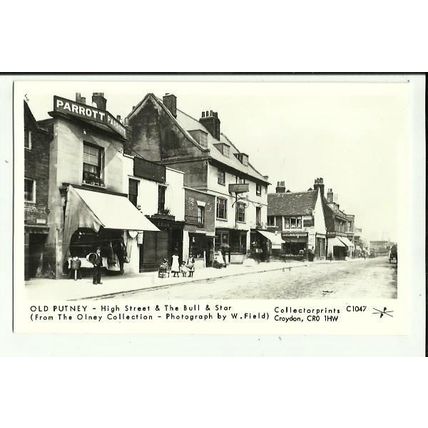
left=180, top=261, right=189, bottom=277
left=91, top=247, right=103, bottom=284
left=171, top=252, right=180, bottom=277
left=114, top=238, right=127, bottom=274
left=186, top=256, right=195, bottom=277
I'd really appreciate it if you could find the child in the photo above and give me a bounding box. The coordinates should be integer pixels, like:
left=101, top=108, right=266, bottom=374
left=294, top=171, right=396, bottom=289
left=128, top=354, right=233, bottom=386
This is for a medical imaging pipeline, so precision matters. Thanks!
left=180, top=261, right=189, bottom=277
left=186, top=257, right=195, bottom=277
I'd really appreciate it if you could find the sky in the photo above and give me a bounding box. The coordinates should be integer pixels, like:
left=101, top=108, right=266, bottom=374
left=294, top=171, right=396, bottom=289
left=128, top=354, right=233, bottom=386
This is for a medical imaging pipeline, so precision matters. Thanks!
left=21, top=77, right=411, bottom=242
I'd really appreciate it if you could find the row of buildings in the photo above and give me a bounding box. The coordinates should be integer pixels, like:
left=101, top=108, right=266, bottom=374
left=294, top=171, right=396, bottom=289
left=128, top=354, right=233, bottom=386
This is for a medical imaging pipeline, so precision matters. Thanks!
left=24, top=91, right=359, bottom=280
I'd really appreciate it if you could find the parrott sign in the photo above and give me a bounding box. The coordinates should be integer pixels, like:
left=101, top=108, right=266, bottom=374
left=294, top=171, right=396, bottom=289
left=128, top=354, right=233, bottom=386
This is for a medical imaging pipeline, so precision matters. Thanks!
left=53, top=96, right=126, bottom=138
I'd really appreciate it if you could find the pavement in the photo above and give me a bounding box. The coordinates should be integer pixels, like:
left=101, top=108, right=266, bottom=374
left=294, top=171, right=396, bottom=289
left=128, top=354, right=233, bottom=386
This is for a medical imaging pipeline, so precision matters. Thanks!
left=23, top=258, right=350, bottom=301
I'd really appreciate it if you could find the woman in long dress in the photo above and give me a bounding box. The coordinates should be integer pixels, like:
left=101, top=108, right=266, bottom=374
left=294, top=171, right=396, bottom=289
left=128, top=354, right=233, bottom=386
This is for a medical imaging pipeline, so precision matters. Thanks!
left=171, top=253, right=180, bottom=277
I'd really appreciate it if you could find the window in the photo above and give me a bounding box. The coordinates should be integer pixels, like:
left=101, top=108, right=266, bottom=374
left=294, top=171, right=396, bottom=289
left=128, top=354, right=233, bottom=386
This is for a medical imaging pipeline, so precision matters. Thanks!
left=237, top=176, right=246, bottom=184
left=256, top=183, right=262, bottom=196
left=286, top=217, right=302, bottom=229
left=217, top=168, right=225, bottom=185
left=216, top=198, right=227, bottom=219
left=128, top=179, right=139, bottom=207
left=197, top=206, right=205, bottom=226
left=83, top=143, right=104, bottom=186
left=256, top=207, right=262, bottom=225
left=223, top=145, right=230, bottom=157
left=236, top=202, right=246, bottom=223
left=24, top=178, right=35, bottom=202
left=158, top=185, right=167, bottom=213
left=25, top=129, right=32, bottom=150
left=267, top=216, right=275, bottom=226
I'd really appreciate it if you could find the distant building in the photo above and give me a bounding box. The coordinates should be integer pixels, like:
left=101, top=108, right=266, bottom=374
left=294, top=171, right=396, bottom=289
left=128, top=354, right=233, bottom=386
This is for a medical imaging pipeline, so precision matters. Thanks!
left=324, top=184, right=355, bottom=259
left=125, top=93, right=271, bottom=264
left=369, top=240, right=392, bottom=256
left=267, top=179, right=327, bottom=260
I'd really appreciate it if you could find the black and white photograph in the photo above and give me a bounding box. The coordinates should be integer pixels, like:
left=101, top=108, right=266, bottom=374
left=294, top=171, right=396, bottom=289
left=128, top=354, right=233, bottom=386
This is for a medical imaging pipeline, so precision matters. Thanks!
left=9, top=75, right=423, bottom=337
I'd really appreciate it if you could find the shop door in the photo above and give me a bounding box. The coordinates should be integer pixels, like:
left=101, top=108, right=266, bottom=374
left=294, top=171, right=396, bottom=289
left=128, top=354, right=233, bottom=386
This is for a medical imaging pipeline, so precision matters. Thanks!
left=140, top=231, right=169, bottom=271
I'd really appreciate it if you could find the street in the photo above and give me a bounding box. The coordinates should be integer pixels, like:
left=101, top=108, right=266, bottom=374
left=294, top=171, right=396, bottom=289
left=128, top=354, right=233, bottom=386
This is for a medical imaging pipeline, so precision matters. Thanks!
left=110, top=257, right=397, bottom=300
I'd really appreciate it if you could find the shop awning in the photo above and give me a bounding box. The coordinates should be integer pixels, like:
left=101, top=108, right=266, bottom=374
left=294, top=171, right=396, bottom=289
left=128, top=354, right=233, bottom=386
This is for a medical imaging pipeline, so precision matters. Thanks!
left=338, top=237, right=354, bottom=247
left=258, top=230, right=285, bottom=249
left=330, top=237, right=345, bottom=247
left=71, top=186, right=160, bottom=232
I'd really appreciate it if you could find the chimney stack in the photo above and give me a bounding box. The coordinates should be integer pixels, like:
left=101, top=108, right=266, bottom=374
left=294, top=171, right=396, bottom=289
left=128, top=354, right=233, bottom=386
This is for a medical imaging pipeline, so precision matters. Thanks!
left=327, top=188, right=334, bottom=203
left=76, top=93, right=86, bottom=104
left=276, top=181, right=286, bottom=193
left=199, top=110, right=220, bottom=140
left=163, top=93, right=177, bottom=118
left=313, top=177, right=325, bottom=196
left=92, top=92, right=107, bottom=110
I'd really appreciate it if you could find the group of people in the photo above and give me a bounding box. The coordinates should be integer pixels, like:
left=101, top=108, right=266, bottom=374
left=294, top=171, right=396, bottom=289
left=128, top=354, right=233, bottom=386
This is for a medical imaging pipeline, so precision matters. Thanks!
left=159, top=254, right=195, bottom=278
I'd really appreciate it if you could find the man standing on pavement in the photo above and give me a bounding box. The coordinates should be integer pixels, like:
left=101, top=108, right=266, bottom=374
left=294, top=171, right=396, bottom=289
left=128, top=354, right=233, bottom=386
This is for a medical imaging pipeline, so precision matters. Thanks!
left=92, top=247, right=103, bottom=285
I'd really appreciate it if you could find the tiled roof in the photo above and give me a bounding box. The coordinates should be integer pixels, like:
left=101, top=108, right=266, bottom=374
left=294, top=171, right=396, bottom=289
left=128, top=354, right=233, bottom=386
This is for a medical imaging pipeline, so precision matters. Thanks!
left=324, top=201, right=349, bottom=221
left=175, top=109, right=269, bottom=183
left=268, top=191, right=318, bottom=216
left=127, top=95, right=269, bottom=184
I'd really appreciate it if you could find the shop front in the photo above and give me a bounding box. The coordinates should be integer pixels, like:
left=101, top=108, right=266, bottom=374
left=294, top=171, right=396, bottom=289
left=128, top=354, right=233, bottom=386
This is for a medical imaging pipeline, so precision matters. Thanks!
left=281, top=232, right=308, bottom=260
left=327, top=237, right=346, bottom=260
left=63, top=185, right=159, bottom=276
left=250, top=230, right=284, bottom=261
left=215, top=228, right=248, bottom=264
left=141, top=216, right=184, bottom=272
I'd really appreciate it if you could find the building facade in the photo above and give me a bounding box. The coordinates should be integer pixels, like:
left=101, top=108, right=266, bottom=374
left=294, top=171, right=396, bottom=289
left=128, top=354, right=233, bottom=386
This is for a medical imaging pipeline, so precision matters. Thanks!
left=323, top=184, right=355, bottom=259
left=125, top=93, right=271, bottom=264
left=24, top=101, right=52, bottom=279
left=30, top=93, right=158, bottom=279
left=123, top=154, right=186, bottom=272
left=267, top=179, right=327, bottom=260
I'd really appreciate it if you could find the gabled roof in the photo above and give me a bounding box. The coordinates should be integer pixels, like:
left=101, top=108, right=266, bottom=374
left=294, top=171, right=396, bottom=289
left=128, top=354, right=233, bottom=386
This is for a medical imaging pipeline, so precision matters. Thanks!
left=324, top=200, right=349, bottom=221
left=268, top=190, right=318, bottom=216
left=127, top=94, right=269, bottom=184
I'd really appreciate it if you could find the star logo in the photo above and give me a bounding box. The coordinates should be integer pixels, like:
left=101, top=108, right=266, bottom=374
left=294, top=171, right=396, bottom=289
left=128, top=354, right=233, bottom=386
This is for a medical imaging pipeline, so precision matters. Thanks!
left=372, top=307, right=394, bottom=318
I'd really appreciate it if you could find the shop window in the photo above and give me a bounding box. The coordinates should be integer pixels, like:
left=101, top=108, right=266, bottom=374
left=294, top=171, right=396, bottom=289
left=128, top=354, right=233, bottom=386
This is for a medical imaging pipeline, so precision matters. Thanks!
left=158, top=185, right=167, bottom=213
left=216, top=197, right=227, bottom=219
left=128, top=178, right=139, bottom=207
left=25, top=129, right=32, bottom=150
left=24, top=178, right=35, bottom=203
left=256, top=183, right=262, bottom=196
left=256, top=207, right=262, bottom=226
left=217, top=168, right=225, bottom=185
left=197, top=206, right=205, bottom=226
left=236, top=202, right=246, bottom=223
left=83, top=143, right=104, bottom=186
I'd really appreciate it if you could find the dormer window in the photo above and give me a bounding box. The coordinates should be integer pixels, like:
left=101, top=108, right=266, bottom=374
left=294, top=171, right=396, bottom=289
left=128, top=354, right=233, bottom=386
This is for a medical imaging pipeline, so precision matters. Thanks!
left=214, top=143, right=230, bottom=157
left=234, top=153, right=248, bottom=166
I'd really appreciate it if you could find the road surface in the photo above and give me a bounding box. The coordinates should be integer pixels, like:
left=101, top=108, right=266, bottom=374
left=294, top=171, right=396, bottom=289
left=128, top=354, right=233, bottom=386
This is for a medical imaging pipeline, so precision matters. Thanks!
left=112, top=257, right=397, bottom=300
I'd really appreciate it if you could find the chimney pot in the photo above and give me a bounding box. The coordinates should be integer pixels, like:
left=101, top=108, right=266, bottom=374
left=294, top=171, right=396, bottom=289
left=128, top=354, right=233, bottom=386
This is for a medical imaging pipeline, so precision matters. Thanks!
left=199, top=109, right=221, bottom=140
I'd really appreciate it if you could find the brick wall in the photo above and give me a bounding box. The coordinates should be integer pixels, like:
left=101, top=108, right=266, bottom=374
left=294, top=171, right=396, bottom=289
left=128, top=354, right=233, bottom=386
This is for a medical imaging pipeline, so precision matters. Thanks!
left=184, top=188, right=215, bottom=234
